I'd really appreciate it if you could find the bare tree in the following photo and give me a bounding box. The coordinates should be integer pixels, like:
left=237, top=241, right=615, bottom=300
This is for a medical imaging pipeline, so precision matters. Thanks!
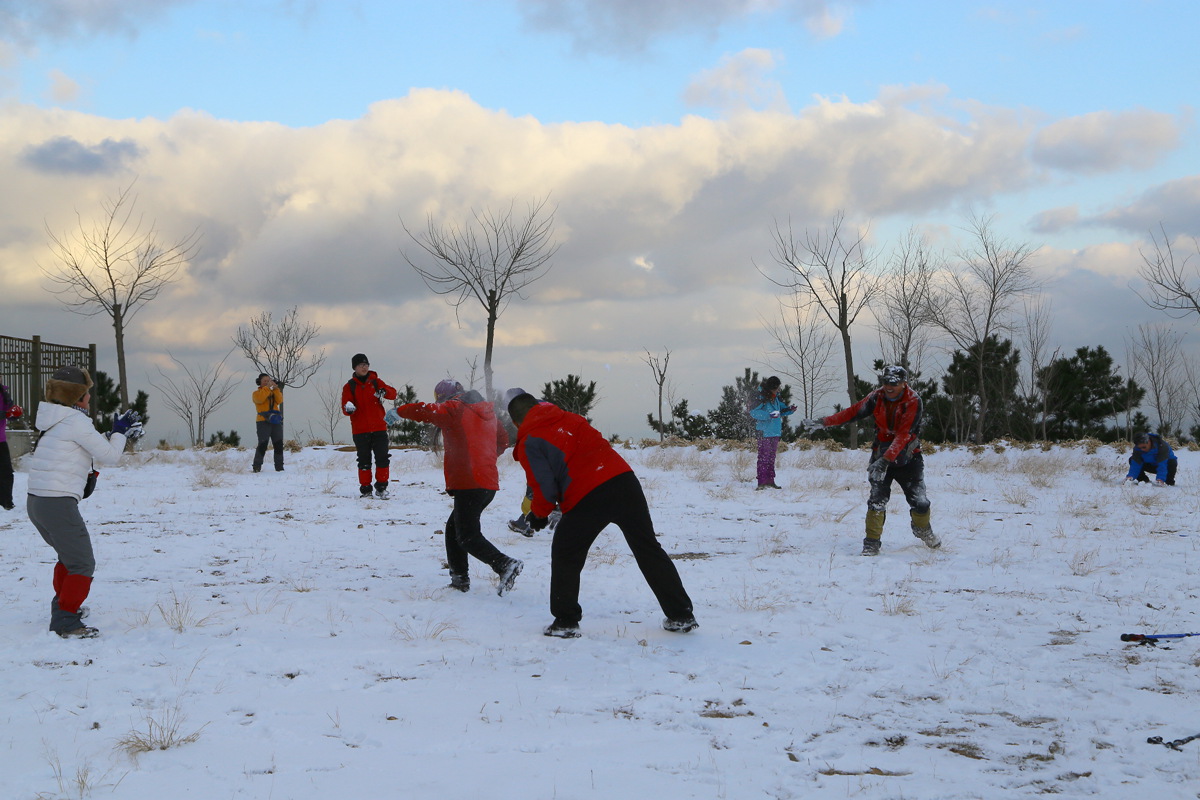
left=1128, top=323, right=1189, bottom=436
left=1019, top=297, right=1058, bottom=441
left=233, top=306, right=327, bottom=389
left=762, top=297, right=838, bottom=417
left=316, top=374, right=347, bottom=444
left=1136, top=224, right=1200, bottom=317
left=875, top=226, right=936, bottom=373
left=402, top=197, right=559, bottom=400
left=643, top=347, right=672, bottom=442
left=43, top=182, right=201, bottom=408
left=924, top=214, right=1041, bottom=442
left=764, top=211, right=879, bottom=445
left=150, top=352, right=240, bottom=447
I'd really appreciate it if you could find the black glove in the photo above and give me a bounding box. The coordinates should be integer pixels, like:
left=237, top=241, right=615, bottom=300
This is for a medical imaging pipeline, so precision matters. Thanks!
left=528, top=514, right=550, bottom=531
left=867, top=457, right=890, bottom=482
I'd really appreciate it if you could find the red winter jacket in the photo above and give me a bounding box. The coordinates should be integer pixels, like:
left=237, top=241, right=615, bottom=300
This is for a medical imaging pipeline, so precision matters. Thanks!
left=394, top=390, right=508, bottom=491
left=341, top=371, right=398, bottom=435
left=513, top=402, right=632, bottom=516
left=822, top=385, right=924, bottom=464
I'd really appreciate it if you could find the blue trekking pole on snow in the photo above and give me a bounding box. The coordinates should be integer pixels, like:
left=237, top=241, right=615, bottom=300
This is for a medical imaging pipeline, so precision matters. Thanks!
left=1120, top=631, right=1200, bottom=643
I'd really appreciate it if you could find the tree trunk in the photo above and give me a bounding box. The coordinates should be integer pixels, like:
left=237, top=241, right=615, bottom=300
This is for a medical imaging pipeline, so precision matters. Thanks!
left=839, top=294, right=858, bottom=449
left=113, top=304, right=130, bottom=409
left=484, top=293, right=497, bottom=402
left=974, top=343, right=988, bottom=443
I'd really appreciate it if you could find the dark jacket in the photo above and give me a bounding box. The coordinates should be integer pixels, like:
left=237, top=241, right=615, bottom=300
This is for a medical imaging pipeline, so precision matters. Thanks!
left=513, top=402, right=632, bottom=516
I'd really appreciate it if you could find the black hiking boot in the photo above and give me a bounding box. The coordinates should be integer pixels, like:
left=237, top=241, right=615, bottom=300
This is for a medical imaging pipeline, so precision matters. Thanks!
left=496, top=558, right=523, bottom=596
left=861, top=537, right=881, bottom=557
left=447, top=573, right=470, bottom=592
left=663, top=616, right=699, bottom=633
left=543, top=621, right=582, bottom=638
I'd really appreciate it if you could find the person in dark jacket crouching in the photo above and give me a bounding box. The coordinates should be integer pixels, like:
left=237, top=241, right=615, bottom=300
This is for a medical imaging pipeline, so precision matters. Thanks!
left=26, top=366, right=143, bottom=638
left=507, top=391, right=697, bottom=638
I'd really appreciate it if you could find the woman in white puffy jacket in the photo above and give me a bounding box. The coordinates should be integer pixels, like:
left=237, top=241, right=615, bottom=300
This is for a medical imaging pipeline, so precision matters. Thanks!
left=26, top=365, right=136, bottom=638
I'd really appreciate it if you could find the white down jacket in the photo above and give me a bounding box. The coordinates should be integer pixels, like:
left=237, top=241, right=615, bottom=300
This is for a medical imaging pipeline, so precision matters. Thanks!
left=26, top=402, right=128, bottom=500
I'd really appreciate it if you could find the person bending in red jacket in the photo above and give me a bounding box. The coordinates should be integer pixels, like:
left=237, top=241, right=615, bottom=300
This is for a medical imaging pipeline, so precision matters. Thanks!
left=390, top=380, right=523, bottom=596
left=507, top=391, right=697, bottom=638
left=800, top=365, right=940, bottom=557
left=340, top=353, right=398, bottom=499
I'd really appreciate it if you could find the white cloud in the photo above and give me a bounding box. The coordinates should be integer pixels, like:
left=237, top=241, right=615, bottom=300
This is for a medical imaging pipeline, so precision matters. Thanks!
left=45, top=68, right=80, bottom=103
left=1028, top=205, right=1079, bottom=234
left=683, top=48, right=787, bottom=113
left=1032, top=109, right=1183, bottom=173
left=1079, top=176, right=1200, bottom=237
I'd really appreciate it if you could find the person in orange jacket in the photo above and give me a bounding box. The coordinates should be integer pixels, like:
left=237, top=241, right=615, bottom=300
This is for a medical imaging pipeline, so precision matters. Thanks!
left=340, top=354, right=398, bottom=498
left=390, top=379, right=522, bottom=596
left=507, top=391, right=697, bottom=638
left=251, top=373, right=285, bottom=473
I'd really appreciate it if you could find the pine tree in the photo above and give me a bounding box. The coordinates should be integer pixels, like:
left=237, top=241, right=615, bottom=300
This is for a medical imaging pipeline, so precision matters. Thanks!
left=542, top=375, right=598, bottom=420
left=709, top=368, right=760, bottom=441
left=388, top=384, right=431, bottom=446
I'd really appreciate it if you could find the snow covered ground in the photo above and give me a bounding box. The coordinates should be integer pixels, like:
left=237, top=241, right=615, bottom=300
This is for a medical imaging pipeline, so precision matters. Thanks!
left=1, top=439, right=1198, bottom=799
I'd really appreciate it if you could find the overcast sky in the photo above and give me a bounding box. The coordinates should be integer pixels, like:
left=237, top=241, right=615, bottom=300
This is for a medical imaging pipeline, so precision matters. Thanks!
left=1, top=0, right=1197, bottom=443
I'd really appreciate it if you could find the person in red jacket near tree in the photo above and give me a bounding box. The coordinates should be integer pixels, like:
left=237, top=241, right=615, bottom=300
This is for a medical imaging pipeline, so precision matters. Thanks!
left=799, top=365, right=940, bottom=557
left=507, top=391, right=697, bottom=638
left=389, top=379, right=523, bottom=596
left=340, top=353, right=398, bottom=498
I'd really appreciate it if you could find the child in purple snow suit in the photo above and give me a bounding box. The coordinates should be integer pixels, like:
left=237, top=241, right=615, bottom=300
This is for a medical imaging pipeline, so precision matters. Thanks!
left=748, top=376, right=795, bottom=490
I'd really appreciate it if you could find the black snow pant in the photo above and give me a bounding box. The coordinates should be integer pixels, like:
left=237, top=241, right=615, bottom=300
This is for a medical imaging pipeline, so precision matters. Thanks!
left=1134, top=459, right=1177, bottom=485
left=253, top=421, right=284, bottom=471
left=444, top=488, right=509, bottom=578
left=0, top=441, right=13, bottom=508
left=352, top=430, right=391, bottom=492
left=549, top=471, right=694, bottom=627
left=867, top=453, right=930, bottom=514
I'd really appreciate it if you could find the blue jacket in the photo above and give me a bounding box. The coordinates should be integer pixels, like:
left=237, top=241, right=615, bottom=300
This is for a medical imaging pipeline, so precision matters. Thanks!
left=1127, top=434, right=1177, bottom=481
left=749, top=396, right=794, bottom=438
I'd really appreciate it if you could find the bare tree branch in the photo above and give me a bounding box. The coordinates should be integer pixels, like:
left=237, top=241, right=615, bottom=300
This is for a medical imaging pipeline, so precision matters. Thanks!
left=401, top=197, right=559, bottom=400
left=875, top=226, right=937, bottom=374
left=43, top=181, right=201, bottom=407
left=1136, top=224, right=1200, bottom=318
left=762, top=210, right=879, bottom=445
left=1128, top=323, right=1189, bottom=436
left=643, top=347, right=672, bottom=441
left=233, top=306, right=327, bottom=389
left=149, top=351, right=240, bottom=447
left=924, top=213, right=1041, bottom=442
left=762, top=296, right=838, bottom=418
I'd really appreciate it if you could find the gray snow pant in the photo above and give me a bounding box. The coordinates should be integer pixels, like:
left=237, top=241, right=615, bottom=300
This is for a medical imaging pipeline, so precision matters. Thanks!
left=27, top=494, right=96, bottom=632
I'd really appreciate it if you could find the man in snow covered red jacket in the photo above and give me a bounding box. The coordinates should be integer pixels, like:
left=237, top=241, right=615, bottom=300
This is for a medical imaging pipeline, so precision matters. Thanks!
left=800, top=365, right=940, bottom=557
left=392, top=380, right=522, bottom=596
left=507, top=392, right=696, bottom=638
left=340, top=353, right=398, bottom=498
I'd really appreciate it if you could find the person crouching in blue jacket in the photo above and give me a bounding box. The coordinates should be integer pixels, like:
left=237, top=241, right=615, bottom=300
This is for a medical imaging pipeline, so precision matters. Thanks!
left=1125, top=432, right=1177, bottom=486
left=748, top=376, right=795, bottom=490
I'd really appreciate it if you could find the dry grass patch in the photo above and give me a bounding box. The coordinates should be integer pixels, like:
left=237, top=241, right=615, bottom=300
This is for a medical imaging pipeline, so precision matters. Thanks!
left=116, top=704, right=206, bottom=760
